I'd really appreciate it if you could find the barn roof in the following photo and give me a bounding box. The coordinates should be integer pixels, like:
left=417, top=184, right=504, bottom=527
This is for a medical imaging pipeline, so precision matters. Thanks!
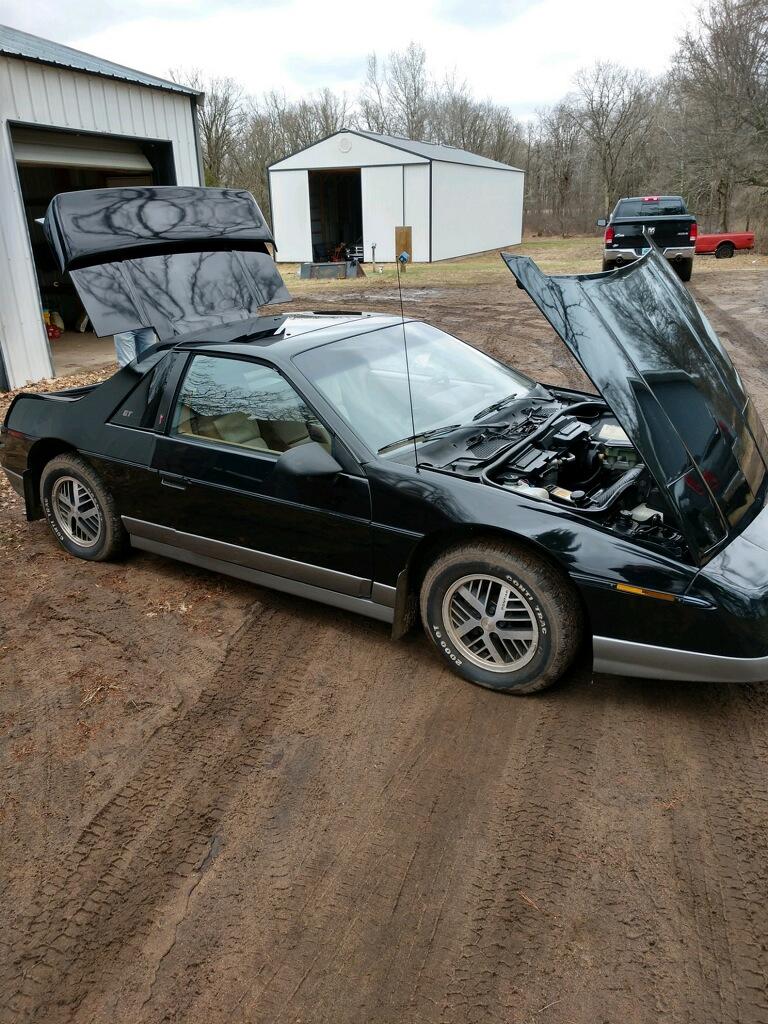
left=0, top=24, right=200, bottom=96
left=269, top=129, right=523, bottom=172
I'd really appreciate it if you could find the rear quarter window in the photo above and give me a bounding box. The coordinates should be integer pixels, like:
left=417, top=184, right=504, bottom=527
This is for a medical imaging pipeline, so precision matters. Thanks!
left=110, top=352, right=180, bottom=431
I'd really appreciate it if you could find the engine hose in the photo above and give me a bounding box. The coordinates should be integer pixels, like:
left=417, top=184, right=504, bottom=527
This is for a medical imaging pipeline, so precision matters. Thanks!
left=582, top=464, right=645, bottom=512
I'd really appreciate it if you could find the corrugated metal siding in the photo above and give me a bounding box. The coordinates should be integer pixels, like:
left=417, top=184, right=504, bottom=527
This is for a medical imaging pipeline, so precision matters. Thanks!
left=361, top=166, right=404, bottom=263
left=431, top=162, right=524, bottom=261
left=270, top=170, right=312, bottom=262
left=0, top=55, right=201, bottom=388
left=403, top=164, right=430, bottom=262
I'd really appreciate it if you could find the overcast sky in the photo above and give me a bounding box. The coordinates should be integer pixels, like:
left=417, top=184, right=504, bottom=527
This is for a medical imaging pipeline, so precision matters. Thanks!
left=3, top=0, right=696, bottom=117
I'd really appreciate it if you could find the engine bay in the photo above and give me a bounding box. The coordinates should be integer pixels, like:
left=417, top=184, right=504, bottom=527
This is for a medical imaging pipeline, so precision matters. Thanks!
left=431, top=395, right=686, bottom=555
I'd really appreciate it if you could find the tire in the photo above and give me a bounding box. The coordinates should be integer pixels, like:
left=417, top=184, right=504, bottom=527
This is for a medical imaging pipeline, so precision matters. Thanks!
left=715, top=242, right=735, bottom=259
left=40, top=454, right=128, bottom=562
left=419, top=540, right=583, bottom=694
left=675, top=258, right=693, bottom=282
left=601, top=259, right=614, bottom=273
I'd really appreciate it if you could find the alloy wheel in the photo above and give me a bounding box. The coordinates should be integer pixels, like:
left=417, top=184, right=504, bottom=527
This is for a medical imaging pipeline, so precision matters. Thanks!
left=51, top=475, right=103, bottom=549
left=443, top=573, right=539, bottom=672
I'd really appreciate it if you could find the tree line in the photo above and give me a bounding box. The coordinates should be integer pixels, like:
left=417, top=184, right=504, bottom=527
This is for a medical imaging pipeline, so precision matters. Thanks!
left=172, top=0, right=768, bottom=246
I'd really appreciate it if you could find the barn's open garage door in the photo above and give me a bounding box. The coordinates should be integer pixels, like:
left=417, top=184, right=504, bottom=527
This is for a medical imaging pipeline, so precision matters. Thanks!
left=308, top=169, right=363, bottom=261
left=11, top=126, right=175, bottom=376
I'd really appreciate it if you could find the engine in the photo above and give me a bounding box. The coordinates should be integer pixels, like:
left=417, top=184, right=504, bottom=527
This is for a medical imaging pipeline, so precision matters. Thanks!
left=485, top=408, right=683, bottom=551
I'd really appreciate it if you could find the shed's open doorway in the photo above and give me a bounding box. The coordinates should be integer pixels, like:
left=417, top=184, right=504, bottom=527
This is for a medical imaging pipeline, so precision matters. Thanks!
left=308, top=169, right=363, bottom=261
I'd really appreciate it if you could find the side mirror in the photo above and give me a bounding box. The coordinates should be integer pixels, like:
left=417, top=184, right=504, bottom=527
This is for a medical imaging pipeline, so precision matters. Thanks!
left=596, top=218, right=607, bottom=228
left=274, top=441, right=342, bottom=480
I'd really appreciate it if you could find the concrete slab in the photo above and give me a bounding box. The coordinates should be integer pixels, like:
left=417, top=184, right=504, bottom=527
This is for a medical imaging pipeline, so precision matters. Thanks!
left=51, top=331, right=115, bottom=378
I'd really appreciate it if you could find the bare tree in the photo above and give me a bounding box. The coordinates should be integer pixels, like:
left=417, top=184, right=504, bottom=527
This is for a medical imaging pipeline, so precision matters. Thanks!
left=427, top=75, right=524, bottom=165
left=358, top=43, right=430, bottom=137
left=573, top=62, right=655, bottom=212
left=675, top=0, right=768, bottom=229
left=358, top=53, right=392, bottom=134
left=170, top=68, right=245, bottom=186
left=538, top=102, right=582, bottom=234
left=387, top=43, right=430, bottom=138
left=229, top=90, right=351, bottom=220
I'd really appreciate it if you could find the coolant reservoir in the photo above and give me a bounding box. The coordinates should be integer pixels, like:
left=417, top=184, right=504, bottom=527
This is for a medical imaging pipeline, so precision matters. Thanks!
left=507, top=483, right=550, bottom=501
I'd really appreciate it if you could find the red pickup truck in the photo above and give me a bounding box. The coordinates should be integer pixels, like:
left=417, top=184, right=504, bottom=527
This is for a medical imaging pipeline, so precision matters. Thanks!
left=695, top=231, right=755, bottom=259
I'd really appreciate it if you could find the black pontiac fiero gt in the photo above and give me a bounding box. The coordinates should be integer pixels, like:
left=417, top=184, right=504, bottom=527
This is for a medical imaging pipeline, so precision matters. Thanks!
left=4, top=186, right=768, bottom=694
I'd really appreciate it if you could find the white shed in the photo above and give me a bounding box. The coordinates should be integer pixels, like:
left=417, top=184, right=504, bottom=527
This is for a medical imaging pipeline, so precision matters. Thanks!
left=0, top=25, right=203, bottom=389
left=268, top=129, right=524, bottom=265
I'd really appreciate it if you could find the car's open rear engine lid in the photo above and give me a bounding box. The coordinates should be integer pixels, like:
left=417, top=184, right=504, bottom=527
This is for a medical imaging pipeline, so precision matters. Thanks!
left=44, top=186, right=290, bottom=341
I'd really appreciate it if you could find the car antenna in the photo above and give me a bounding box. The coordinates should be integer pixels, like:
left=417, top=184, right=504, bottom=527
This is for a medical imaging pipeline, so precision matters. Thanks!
left=396, top=250, right=419, bottom=473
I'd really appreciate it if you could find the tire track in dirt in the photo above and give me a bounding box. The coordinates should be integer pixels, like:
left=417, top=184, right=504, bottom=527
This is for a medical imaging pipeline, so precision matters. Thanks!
left=691, top=283, right=768, bottom=421
left=663, top=684, right=768, bottom=1024
left=102, top=644, right=600, bottom=1024
left=0, top=595, right=339, bottom=1023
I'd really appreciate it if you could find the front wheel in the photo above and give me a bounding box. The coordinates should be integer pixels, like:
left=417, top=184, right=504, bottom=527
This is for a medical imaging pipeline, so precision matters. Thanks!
left=40, top=454, right=128, bottom=561
left=674, top=258, right=694, bottom=282
left=420, top=540, right=582, bottom=694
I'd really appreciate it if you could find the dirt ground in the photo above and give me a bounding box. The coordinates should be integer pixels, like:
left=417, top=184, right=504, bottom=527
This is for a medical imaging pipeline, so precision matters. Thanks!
left=3, top=245, right=768, bottom=1024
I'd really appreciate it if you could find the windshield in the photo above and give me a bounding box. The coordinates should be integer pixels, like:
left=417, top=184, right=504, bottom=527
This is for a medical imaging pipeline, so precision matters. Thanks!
left=614, top=198, right=687, bottom=218
left=294, top=322, right=538, bottom=455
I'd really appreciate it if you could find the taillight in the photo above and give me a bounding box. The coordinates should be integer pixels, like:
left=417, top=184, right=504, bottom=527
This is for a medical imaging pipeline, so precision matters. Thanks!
left=690, top=221, right=698, bottom=242
left=604, top=225, right=614, bottom=245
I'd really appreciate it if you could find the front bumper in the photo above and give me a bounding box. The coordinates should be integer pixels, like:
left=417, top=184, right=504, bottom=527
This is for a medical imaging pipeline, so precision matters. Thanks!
left=593, top=636, right=768, bottom=682
left=594, top=499, right=768, bottom=682
left=604, top=246, right=695, bottom=264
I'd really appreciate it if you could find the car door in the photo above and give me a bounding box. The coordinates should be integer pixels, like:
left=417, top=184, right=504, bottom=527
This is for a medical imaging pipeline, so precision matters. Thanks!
left=142, top=351, right=374, bottom=598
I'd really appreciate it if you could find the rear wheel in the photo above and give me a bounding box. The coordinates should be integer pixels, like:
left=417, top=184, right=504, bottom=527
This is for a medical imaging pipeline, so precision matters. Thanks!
left=601, top=259, right=615, bottom=273
left=40, top=454, right=128, bottom=561
left=419, top=540, right=582, bottom=694
left=715, top=241, right=735, bottom=259
left=675, top=258, right=693, bottom=282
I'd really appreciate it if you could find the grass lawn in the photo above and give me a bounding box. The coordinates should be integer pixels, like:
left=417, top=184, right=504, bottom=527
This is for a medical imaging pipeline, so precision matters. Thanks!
left=280, top=234, right=768, bottom=295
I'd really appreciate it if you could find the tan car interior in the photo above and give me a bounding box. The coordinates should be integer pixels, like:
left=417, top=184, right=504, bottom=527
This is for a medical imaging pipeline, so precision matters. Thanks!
left=175, top=405, right=331, bottom=454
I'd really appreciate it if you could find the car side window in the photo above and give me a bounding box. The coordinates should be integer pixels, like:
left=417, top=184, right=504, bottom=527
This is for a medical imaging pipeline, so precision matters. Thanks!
left=171, top=354, right=331, bottom=455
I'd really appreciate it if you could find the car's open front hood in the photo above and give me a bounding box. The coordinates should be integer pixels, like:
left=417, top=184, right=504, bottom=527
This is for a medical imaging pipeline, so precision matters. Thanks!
left=44, top=186, right=290, bottom=341
left=503, top=247, right=768, bottom=559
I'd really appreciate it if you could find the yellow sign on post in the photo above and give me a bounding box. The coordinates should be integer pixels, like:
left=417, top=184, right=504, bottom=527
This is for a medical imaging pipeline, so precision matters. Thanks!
left=395, top=226, right=413, bottom=272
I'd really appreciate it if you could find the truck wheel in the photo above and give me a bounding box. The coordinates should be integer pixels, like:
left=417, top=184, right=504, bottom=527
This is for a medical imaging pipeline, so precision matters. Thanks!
left=601, top=260, right=614, bottom=273
left=715, top=242, right=735, bottom=259
left=40, top=454, right=128, bottom=562
left=676, top=258, right=693, bottom=282
left=420, top=540, right=583, bottom=694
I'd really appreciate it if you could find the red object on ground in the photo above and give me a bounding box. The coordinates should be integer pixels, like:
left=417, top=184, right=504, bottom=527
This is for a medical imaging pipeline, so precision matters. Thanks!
left=46, top=323, right=61, bottom=340
left=695, top=231, right=755, bottom=256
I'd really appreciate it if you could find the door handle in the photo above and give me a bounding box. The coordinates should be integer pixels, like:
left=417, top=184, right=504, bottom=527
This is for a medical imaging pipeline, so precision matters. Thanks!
left=160, top=474, right=187, bottom=491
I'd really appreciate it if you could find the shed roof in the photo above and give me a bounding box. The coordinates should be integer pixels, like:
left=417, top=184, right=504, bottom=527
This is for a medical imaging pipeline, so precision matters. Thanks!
left=355, top=130, right=523, bottom=171
left=0, top=24, right=200, bottom=96
left=270, top=129, right=523, bottom=172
